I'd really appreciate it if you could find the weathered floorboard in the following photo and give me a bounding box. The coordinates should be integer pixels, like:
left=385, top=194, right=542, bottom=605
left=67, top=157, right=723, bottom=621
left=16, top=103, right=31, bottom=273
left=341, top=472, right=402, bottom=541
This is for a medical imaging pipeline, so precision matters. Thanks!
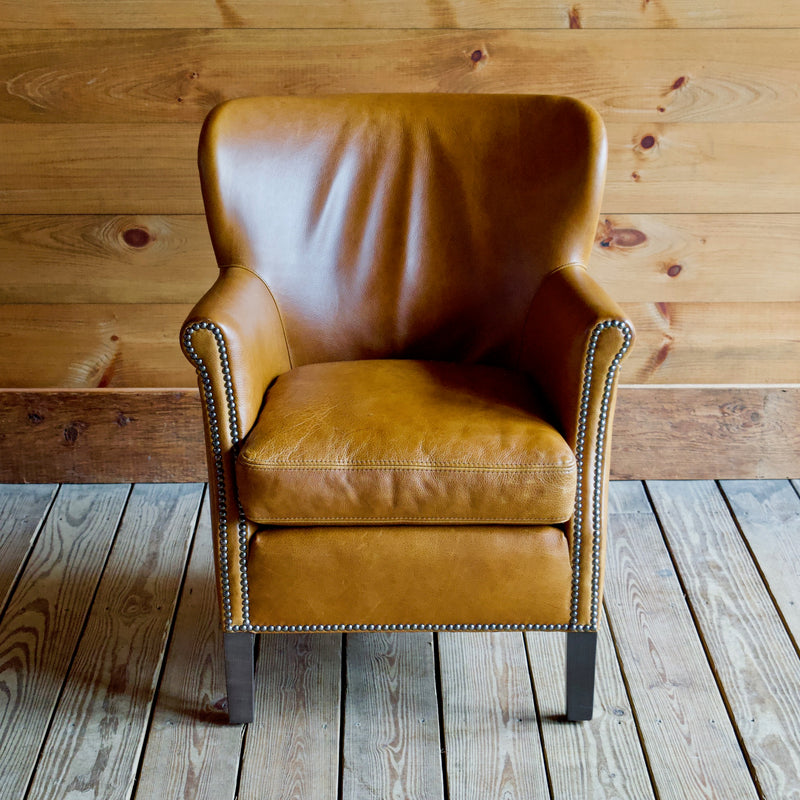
left=342, top=632, right=444, bottom=800
left=0, top=483, right=57, bottom=609
left=719, top=479, right=800, bottom=647
left=0, top=390, right=206, bottom=483
left=611, top=386, right=800, bottom=481
left=2, top=386, right=798, bottom=485
left=525, top=624, right=655, bottom=800
left=605, top=481, right=759, bottom=800
left=135, top=491, right=244, bottom=800
left=238, top=633, right=342, bottom=800
left=439, top=631, right=549, bottom=800
left=647, top=480, right=800, bottom=800
left=0, top=484, right=129, bottom=799
left=26, top=483, right=203, bottom=800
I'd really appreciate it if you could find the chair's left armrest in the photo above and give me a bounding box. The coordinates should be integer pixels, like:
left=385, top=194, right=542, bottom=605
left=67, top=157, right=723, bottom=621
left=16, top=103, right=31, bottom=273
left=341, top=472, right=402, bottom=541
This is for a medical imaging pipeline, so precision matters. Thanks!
left=519, top=264, right=634, bottom=630
left=181, top=265, right=292, bottom=631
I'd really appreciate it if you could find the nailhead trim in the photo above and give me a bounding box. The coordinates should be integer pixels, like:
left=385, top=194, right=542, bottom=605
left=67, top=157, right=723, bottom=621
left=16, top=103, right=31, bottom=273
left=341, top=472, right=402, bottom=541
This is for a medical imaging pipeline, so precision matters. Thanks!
left=231, top=623, right=571, bottom=633
left=183, top=321, right=250, bottom=630
left=185, top=318, right=631, bottom=636
left=570, top=319, right=633, bottom=632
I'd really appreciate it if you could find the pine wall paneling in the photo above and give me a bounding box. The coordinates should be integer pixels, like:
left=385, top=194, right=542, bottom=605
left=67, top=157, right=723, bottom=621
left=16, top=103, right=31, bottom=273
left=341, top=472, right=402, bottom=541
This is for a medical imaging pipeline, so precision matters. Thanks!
left=1, top=2, right=798, bottom=480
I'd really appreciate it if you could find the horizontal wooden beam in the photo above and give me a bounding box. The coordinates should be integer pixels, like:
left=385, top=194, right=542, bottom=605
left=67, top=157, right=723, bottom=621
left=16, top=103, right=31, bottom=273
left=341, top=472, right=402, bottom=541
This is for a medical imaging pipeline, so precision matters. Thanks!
left=4, top=122, right=799, bottom=215
left=3, top=214, right=800, bottom=305
left=1, top=387, right=797, bottom=483
left=2, top=30, right=800, bottom=124
left=3, top=301, right=799, bottom=388
left=1, top=0, right=798, bottom=29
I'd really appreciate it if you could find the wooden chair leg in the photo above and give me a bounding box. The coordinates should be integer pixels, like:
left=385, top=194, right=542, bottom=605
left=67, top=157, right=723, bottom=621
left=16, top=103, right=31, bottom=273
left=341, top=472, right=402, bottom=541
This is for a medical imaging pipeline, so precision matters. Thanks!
left=565, top=631, right=597, bottom=721
left=224, top=632, right=255, bottom=724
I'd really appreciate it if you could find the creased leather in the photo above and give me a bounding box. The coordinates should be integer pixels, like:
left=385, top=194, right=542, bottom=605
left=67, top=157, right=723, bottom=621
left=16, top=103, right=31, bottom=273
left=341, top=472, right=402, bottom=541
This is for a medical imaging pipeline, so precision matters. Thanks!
left=199, top=93, right=607, bottom=368
left=236, top=359, right=576, bottom=524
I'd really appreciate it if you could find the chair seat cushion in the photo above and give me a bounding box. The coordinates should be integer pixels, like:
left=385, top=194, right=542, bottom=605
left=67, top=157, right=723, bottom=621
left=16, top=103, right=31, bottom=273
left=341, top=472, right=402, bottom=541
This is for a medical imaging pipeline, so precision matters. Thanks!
left=236, top=359, right=577, bottom=525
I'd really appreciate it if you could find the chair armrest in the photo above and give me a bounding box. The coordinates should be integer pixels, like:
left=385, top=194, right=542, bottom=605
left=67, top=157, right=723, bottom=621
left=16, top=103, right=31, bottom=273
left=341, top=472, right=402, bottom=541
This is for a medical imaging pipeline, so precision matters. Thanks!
left=181, top=265, right=291, bottom=631
left=520, top=264, right=634, bottom=630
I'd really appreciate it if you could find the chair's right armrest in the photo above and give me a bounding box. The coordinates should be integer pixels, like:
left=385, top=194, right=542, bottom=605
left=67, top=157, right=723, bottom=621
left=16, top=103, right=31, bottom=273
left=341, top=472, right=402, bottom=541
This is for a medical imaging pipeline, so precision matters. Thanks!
left=519, top=264, right=634, bottom=630
left=181, top=264, right=291, bottom=631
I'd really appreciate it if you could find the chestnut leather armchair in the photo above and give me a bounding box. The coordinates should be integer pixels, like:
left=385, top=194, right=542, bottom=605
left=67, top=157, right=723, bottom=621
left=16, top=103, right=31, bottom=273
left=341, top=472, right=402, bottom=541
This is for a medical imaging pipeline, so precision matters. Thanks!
left=181, top=94, right=633, bottom=724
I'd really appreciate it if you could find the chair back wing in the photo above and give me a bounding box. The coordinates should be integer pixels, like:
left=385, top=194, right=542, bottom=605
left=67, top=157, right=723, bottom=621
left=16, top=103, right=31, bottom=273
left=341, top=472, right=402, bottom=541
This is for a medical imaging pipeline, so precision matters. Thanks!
left=199, top=94, right=607, bottom=367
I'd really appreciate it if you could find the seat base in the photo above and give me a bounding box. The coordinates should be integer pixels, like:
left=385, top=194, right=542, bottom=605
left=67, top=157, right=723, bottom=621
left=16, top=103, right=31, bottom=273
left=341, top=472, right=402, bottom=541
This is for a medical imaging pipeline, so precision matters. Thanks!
left=246, top=523, right=572, bottom=629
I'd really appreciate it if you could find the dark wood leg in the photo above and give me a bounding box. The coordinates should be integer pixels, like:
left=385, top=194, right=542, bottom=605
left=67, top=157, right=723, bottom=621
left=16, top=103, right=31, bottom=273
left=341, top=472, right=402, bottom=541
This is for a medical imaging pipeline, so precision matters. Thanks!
left=565, top=631, right=597, bottom=721
left=224, top=631, right=255, bottom=724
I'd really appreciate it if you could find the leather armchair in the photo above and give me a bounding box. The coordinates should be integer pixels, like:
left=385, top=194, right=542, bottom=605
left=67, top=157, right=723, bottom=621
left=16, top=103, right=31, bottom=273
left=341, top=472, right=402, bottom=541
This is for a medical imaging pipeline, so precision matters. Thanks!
left=181, top=94, right=634, bottom=724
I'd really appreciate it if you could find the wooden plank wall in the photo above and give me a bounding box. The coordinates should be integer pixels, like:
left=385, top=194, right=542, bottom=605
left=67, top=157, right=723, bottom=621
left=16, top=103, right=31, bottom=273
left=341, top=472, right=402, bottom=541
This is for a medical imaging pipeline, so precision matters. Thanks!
left=1, top=1, right=798, bottom=480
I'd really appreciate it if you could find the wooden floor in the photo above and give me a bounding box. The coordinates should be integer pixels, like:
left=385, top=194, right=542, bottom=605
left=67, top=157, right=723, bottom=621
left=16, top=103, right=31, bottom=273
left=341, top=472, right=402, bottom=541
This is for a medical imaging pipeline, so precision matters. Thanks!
left=1, top=481, right=799, bottom=800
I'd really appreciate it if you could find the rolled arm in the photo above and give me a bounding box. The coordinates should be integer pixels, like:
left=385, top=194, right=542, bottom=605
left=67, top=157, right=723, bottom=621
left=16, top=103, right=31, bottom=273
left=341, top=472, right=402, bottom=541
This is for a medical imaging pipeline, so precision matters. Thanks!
left=181, top=265, right=291, bottom=630
left=520, top=264, right=634, bottom=630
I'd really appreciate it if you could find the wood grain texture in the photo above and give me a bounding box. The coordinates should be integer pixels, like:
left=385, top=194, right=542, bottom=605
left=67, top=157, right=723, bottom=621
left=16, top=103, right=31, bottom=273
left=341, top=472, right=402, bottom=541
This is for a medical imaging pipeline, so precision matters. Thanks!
left=592, top=214, right=800, bottom=303
left=2, top=30, right=800, bottom=124
left=2, top=1, right=799, bottom=28
left=0, top=304, right=194, bottom=388
left=5, top=300, right=800, bottom=388
left=0, top=484, right=129, bottom=799
left=605, top=122, right=800, bottom=214
left=605, top=481, right=759, bottom=800
left=439, top=631, right=549, bottom=800
left=612, top=386, right=800, bottom=480
left=646, top=480, right=800, bottom=800
left=3, top=213, right=800, bottom=305
left=4, top=122, right=799, bottom=215
left=342, top=632, right=444, bottom=800
left=136, top=491, right=244, bottom=800
left=525, top=625, right=655, bottom=800
left=0, top=483, right=56, bottom=609
left=622, top=302, right=800, bottom=384
left=27, top=482, right=203, bottom=800
left=720, top=480, right=800, bottom=645
left=0, top=215, right=216, bottom=304
left=0, top=390, right=206, bottom=482
left=239, top=633, right=342, bottom=800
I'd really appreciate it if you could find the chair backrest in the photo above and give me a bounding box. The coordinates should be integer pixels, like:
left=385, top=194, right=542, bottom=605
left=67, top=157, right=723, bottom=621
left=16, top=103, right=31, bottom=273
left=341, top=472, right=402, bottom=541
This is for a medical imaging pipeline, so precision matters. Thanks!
left=199, top=94, right=607, bottom=368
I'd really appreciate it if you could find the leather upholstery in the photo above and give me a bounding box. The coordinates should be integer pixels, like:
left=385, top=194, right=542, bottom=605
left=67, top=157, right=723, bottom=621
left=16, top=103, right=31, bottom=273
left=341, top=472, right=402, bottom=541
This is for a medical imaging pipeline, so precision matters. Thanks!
left=181, top=94, right=634, bottom=634
left=199, top=94, right=607, bottom=368
left=247, top=524, right=572, bottom=628
left=237, top=359, right=576, bottom=525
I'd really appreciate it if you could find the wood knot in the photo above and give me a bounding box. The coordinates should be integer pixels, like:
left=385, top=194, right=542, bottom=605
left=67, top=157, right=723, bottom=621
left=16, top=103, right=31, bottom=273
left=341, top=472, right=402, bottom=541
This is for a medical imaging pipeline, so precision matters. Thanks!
left=640, top=134, right=656, bottom=149
left=470, top=49, right=483, bottom=62
left=667, top=264, right=682, bottom=277
left=122, top=228, right=150, bottom=248
left=116, top=411, right=134, bottom=427
left=27, top=411, right=44, bottom=425
left=63, top=421, right=88, bottom=445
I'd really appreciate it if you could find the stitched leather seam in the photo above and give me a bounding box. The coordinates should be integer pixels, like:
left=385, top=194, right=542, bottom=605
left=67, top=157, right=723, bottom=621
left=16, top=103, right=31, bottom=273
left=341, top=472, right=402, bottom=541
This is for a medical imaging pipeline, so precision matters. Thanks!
left=249, top=515, right=569, bottom=523
left=237, top=462, right=576, bottom=472
left=222, top=263, right=294, bottom=369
